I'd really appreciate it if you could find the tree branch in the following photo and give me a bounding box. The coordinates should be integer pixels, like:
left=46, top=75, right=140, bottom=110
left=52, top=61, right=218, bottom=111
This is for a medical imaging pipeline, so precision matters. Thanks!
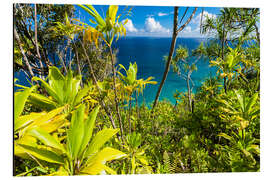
left=14, top=28, right=35, bottom=78
left=176, top=8, right=198, bottom=34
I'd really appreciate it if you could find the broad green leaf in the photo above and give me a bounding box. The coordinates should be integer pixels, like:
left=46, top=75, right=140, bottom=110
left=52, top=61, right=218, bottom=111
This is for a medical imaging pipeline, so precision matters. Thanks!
left=27, top=127, right=65, bottom=153
left=67, top=104, right=85, bottom=159
left=14, top=86, right=35, bottom=123
left=79, top=106, right=100, bottom=157
left=14, top=135, right=37, bottom=159
left=15, top=112, right=46, bottom=133
left=82, top=147, right=126, bottom=175
left=39, top=114, right=67, bottom=133
left=73, top=87, right=90, bottom=106
left=48, top=66, right=66, bottom=104
left=85, top=128, right=119, bottom=157
left=17, top=144, right=64, bottom=164
left=28, top=93, right=58, bottom=110
left=27, top=106, right=65, bottom=130
left=32, top=76, right=61, bottom=104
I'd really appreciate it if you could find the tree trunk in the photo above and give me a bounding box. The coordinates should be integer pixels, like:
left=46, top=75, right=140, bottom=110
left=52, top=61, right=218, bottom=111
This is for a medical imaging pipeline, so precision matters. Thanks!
left=152, top=7, right=197, bottom=111
left=135, top=90, right=140, bottom=120
left=14, top=28, right=35, bottom=78
left=34, top=4, right=44, bottom=80
left=80, top=41, right=120, bottom=140
left=128, top=95, right=132, bottom=134
left=187, top=76, right=192, bottom=112
left=152, top=7, right=179, bottom=110
left=221, top=15, right=227, bottom=93
left=72, top=42, right=82, bottom=77
left=109, top=46, right=124, bottom=138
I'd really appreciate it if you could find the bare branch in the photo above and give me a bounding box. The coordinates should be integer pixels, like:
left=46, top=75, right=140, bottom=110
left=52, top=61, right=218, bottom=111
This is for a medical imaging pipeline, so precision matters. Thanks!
left=14, top=28, right=35, bottom=78
left=176, top=8, right=198, bottom=34
left=34, top=4, right=44, bottom=79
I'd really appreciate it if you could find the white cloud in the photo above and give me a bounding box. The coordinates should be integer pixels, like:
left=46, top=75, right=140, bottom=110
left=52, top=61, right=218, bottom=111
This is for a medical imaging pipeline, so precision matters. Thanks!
left=158, top=12, right=168, bottom=17
left=192, top=11, right=217, bottom=27
left=182, top=26, right=192, bottom=33
left=123, top=19, right=138, bottom=33
left=144, top=17, right=170, bottom=34
left=178, top=11, right=217, bottom=38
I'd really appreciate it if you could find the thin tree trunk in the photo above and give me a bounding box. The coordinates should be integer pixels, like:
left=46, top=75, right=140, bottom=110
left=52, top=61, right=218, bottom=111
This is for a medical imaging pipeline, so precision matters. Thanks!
left=34, top=4, right=44, bottom=80
left=152, top=7, right=179, bottom=110
left=135, top=90, right=140, bottom=120
left=14, top=28, right=35, bottom=78
left=80, top=41, right=124, bottom=142
left=152, top=7, right=197, bottom=111
left=128, top=94, right=132, bottom=134
left=64, top=39, right=71, bottom=70
left=72, top=42, right=82, bottom=77
left=221, top=15, right=227, bottom=93
left=187, top=75, right=192, bottom=112
left=108, top=46, right=124, bottom=138
left=58, top=50, right=68, bottom=74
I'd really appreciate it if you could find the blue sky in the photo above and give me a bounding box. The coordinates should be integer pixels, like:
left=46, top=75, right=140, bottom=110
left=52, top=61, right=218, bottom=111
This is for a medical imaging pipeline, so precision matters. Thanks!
left=75, top=5, right=222, bottom=37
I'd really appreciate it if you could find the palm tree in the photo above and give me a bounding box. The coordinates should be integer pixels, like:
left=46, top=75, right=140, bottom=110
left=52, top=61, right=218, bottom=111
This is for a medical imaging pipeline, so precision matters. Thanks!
left=201, top=8, right=260, bottom=93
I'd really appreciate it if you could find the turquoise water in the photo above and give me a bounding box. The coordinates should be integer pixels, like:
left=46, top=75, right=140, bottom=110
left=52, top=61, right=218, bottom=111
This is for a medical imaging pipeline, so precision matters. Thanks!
left=114, top=37, right=216, bottom=105
left=14, top=37, right=217, bottom=105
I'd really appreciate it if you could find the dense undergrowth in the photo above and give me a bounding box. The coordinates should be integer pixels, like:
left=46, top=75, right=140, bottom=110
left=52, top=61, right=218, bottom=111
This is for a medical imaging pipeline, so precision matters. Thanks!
left=14, top=4, right=260, bottom=176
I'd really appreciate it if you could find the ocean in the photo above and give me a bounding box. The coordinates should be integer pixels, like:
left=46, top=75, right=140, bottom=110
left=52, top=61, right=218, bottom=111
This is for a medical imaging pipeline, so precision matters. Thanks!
left=14, top=37, right=217, bottom=105
left=114, top=37, right=216, bottom=105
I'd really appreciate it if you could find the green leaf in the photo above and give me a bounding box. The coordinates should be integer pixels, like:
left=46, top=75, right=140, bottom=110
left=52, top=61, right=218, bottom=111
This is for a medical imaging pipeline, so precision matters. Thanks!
left=79, top=5, right=106, bottom=28
left=108, top=5, right=118, bottom=25
left=28, top=93, right=58, bottom=111
left=14, top=86, right=35, bottom=123
left=48, top=66, right=66, bottom=104
left=32, top=76, right=61, bottom=104
left=218, top=133, right=233, bottom=141
left=67, top=104, right=85, bottom=159
left=79, top=105, right=100, bottom=157
left=82, top=147, right=126, bottom=175
left=73, top=87, right=90, bottom=107
left=246, top=92, right=258, bottom=113
left=27, top=127, right=65, bottom=153
left=131, top=156, right=136, bottom=174
left=138, top=157, right=148, bottom=165
left=17, top=144, right=64, bottom=164
left=226, top=54, right=234, bottom=69
left=234, top=90, right=245, bottom=113
left=85, top=128, right=119, bottom=157
left=15, top=112, right=46, bottom=133
left=27, top=106, right=65, bottom=130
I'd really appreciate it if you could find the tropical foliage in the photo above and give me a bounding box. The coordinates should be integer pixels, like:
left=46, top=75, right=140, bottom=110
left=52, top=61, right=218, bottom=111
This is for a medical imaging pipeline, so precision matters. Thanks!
left=14, top=4, right=260, bottom=176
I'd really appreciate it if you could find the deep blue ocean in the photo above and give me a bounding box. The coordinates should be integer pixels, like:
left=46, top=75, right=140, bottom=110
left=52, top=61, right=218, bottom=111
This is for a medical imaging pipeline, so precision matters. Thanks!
left=15, top=37, right=217, bottom=105
left=114, top=37, right=216, bottom=105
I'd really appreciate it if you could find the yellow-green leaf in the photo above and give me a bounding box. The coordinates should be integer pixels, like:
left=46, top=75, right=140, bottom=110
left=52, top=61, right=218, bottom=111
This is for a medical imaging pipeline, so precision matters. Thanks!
left=85, top=128, right=119, bottom=157
left=17, top=144, right=64, bottom=164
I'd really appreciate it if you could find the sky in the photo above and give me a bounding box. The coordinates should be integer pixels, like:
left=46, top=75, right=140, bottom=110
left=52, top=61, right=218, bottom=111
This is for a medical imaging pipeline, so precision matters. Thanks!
left=75, top=5, right=222, bottom=38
